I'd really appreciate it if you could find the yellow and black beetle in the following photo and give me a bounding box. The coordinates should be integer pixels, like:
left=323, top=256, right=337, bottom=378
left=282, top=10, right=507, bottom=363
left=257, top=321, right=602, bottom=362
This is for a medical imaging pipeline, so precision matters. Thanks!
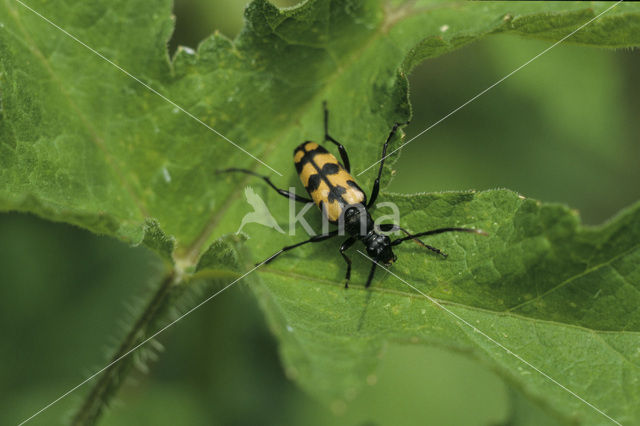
left=219, top=102, right=484, bottom=288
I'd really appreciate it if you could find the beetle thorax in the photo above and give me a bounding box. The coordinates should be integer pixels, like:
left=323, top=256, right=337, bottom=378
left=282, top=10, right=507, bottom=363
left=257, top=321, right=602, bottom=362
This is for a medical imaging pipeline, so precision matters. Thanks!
left=342, top=205, right=373, bottom=237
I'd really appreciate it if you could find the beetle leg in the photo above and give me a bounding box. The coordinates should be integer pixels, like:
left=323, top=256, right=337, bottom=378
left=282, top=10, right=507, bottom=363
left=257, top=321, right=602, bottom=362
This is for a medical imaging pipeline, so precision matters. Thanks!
left=260, top=230, right=338, bottom=265
left=323, top=101, right=351, bottom=173
left=217, top=168, right=312, bottom=203
left=339, top=237, right=357, bottom=288
left=367, top=121, right=406, bottom=209
left=378, top=223, right=434, bottom=251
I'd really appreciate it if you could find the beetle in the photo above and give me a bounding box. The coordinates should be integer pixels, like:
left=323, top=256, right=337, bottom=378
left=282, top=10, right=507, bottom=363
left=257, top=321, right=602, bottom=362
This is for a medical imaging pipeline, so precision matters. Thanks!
left=219, top=102, right=485, bottom=288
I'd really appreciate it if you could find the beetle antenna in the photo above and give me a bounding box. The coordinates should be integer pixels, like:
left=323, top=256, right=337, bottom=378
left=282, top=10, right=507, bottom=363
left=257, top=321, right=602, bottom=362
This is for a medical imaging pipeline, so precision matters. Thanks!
left=391, top=227, right=487, bottom=246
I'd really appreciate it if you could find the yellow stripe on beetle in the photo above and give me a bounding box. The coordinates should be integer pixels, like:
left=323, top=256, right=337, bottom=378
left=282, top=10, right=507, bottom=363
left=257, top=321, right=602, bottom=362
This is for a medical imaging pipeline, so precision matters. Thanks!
left=293, top=149, right=305, bottom=163
left=294, top=141, right=366, bottom=223
left=299, top=162, right=317, bottom=187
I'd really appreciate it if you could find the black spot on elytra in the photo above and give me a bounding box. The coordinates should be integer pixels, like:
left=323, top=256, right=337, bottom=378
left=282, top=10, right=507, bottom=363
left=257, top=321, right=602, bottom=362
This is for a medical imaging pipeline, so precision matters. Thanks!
left=321, top=163, right=340, bottom=175
left=306, top=173, right=321, bottom=192
left=328, top=185, right=346, bottom=202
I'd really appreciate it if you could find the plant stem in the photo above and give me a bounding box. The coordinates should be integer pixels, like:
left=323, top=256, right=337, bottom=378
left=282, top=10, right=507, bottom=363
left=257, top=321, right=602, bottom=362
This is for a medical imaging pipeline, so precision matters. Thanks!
left=70, top=270, right=176, bottom=426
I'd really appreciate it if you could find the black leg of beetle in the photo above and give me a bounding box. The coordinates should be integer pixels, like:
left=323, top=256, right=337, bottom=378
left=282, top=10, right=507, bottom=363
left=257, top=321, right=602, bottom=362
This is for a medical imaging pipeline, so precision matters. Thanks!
left=367, top=122, right=404, bottom=209
left=261, top=230, right=338, bottom=265
left=339, top=237, right=357, bottom=288
left=391, top=227, right=487, bottom=258
left=217, top=168, right=312, bottom=203
left=323, top=101, right=351, bottom=172
left=365, top=261, right=377, bottom=288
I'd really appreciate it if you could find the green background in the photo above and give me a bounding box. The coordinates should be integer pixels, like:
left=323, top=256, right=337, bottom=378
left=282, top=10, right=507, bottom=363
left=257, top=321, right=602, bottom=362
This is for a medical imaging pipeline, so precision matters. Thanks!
left=2, top=0, right=639, bottom=425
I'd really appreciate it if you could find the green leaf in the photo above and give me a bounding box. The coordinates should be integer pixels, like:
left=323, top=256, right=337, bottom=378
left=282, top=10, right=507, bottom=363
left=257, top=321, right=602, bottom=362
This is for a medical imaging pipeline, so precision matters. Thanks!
left=254, top=189, right=640, bottom=424
left=2, top=0, right=640, bottom=424
left=2, top=0, right=640, bottom=256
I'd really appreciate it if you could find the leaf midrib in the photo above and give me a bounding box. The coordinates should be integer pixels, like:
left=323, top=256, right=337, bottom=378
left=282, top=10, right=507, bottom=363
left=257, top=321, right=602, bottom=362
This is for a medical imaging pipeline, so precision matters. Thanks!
left=260, top=268, right=640, bottom=337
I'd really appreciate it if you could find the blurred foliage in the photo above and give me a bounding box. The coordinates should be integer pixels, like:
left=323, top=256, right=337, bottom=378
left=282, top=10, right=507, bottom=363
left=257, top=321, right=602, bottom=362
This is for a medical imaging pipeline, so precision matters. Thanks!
left=2, top=0, right=639, bottom=425
left=391, top=34, right=640, bottom=226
